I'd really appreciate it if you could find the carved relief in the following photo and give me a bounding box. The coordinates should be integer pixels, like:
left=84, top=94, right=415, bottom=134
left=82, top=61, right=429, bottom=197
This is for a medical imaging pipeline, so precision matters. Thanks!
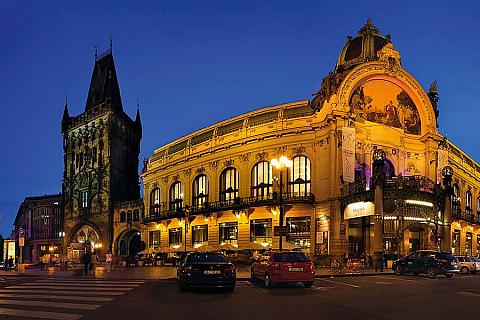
left=256, top=151, right=268, bottom=161
left=292, top=146, right=306, bottom=155
left=183, top=168, right=191, bottom=177
left=195, top=167, right=205, bottom=175
left=224, top=159, right=235, bottom=167
left=161, top=176, right=169, bottom=184
left=273, top=147, right=287, bottom=157
left=239, top=153, right=250, bottom=163
left=209, top=161, right=218, bottom=171
left=172, top=174, right=180, bottom=182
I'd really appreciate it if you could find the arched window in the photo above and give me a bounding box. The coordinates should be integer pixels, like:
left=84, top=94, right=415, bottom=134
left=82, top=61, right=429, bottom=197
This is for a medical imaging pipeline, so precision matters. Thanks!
left=251, top=161, right=272, bottom=199
left=452, top=184, right=460, bottom=212
left=127, top=210, right=132, bottom=221
left=477, top=197, right=480, bottom=216
left=120, top=211, right=126, bottom=222
left=133, top=209, right=139, bottom=221
left=466, top=190, right=472, bottom=214
left=384, top=159, right=395, bottom=177
left=288, top=156, right=311, bottom=197
left=220, top=167, right=239, bottom=202
left=150, top=188, right=161, bottom=214
left=169, top=182, right=184, bottom=212
left=192, top=175, right=209, bottom=207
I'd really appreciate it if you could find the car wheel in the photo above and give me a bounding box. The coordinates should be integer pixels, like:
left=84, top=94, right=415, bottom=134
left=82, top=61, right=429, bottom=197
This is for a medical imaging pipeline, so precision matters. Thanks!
left=303, top=281, right=314, bottom=288
left=426, top=267, right=437, bottom=279
left=264, top=273, right=273, bottom=289
left=394, top=266, right=403, bottom=276
left=446, top=273, right=454, bottom=278
left=460, top=266, right=469, bottom=274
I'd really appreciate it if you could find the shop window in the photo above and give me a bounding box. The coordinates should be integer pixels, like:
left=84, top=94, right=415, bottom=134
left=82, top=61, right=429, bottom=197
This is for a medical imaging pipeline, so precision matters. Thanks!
left=192, top=175, right=209, bottom=207
left=466, top=191, right=472, bottom=214
left=169, top=182, right=184, bottom=212
left=150, top=188, right=161, bottom=214
left=192, top=225, right=208, bottom=245
left=288, top=156, right=311, bottom=197
left=251, top=161, right=273, bottom=199
left=220, top=168, right=239, bottom=202
left=250, top=218, right=272, bottom=243
left=169, top=228, right=182, bottom=247
left=465, top=232, right=473, bottom=256
left=219, top=222, right=238, bottom=245
left=452, top=229, right=461, bottom=255
left=149, top=231, right=160, bottom=249
left=286, top=216, right=311, bottom=248
left=120, top=211, right=126, bottom=222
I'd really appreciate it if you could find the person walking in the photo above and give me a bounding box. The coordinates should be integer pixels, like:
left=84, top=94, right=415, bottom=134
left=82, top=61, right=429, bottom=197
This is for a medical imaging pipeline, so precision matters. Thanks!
left=81, top=251, right=92, bottom=276
left=8, top=257, right=14, bottom=271
left=105, top=252, right=112, bottom=272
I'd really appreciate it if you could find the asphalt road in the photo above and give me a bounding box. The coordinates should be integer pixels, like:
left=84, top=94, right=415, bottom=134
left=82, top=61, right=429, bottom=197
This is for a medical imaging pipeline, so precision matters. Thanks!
left=1, top=273, right=480, bottom=320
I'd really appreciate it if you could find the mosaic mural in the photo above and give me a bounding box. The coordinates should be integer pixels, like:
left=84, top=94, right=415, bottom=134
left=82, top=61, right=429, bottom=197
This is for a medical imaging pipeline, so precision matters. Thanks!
left=349, top=80, right=421, bottom=135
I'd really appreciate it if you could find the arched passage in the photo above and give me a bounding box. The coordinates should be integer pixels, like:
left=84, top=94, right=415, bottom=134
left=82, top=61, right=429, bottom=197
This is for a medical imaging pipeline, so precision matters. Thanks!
left=115, top=229, right=145, bottom=257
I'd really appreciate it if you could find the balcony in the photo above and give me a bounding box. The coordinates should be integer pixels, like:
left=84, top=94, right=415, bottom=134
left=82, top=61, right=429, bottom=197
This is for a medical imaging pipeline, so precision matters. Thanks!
left=142, top=193, right=315, bottom=224
left=452, top=206, right=480, bottom=225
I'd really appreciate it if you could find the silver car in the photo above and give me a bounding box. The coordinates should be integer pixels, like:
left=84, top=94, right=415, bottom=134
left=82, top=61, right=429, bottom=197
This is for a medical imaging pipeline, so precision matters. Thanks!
left=455, top=256, right=480, bottom=274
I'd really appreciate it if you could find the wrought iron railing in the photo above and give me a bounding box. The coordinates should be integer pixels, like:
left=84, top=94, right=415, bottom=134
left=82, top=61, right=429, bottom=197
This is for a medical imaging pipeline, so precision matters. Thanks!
left=452, top=210, right=480, bottom=225
left=142, top=193, right=315, bottom=224
left=342, top=175, right=437, bottom=197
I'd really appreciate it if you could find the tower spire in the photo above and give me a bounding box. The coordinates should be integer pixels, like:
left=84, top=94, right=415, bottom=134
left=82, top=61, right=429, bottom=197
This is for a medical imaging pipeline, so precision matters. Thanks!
left=135, top=98, right=142, bottom=126
left=109, top=35, right=112, bottom=53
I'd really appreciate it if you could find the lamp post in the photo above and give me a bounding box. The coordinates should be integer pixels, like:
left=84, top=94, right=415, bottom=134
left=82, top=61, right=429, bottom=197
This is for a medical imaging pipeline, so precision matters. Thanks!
left=184, top=205, right=191, bottom=254
left=271, top=155, right=293, bottom=251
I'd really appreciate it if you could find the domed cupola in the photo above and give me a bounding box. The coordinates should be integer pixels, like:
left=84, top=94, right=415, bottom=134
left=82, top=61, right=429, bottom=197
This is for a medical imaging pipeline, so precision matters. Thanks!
left=335, top=19, right=391, bottom=72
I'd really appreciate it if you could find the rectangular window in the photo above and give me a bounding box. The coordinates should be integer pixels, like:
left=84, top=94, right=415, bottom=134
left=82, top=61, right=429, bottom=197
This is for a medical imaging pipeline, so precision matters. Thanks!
left=250, top=219, right=272, bottom=243
left=452, top=229, right=461, bottom=255
left=286, top=216, right=311, bottom=248
left=465, top=232, right=473, bottom=256
left=219, top=222, right=238, bottom=245
left=81, top=191, right=88, bottom=208
left=169, top=228, right=182, bottom=247
left=149, top=231, right=160, bottom=249
left=192, top=225, right=208, bottom=245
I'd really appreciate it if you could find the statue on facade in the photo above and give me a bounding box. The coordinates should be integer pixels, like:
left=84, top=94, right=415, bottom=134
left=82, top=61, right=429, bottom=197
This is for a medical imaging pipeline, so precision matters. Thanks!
left=427, top=81, right=439, bottom=127
left=311, top=71, right=345, bottom=111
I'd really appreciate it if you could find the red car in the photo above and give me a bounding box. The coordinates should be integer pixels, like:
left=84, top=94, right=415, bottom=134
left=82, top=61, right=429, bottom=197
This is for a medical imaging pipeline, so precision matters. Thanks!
left=251, top=251, right=315, bottom=288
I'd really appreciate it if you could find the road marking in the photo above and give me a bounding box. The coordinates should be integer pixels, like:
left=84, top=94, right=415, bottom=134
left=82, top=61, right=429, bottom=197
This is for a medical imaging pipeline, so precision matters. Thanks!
left=26, top=282, right=139, bottom=288
left=457, top=291, right=480, bottom=297
left=375, top=281, right=392, bottom=285
left=372, top=276, right=419, bottom=283
left=246, top=281, right=269, bottom=293
left=8, top=285, right=133, bottom=291
left=0, top=307, right=83, bottom=320
left=0, top=293, right=114, bottom=302
left=42, top=279, right=145, bottom=284
left=0, top=299, right=101, bottom=310
left=318, top=279, right=360, bottom=288
left=0, top=289, right=124, bottom=296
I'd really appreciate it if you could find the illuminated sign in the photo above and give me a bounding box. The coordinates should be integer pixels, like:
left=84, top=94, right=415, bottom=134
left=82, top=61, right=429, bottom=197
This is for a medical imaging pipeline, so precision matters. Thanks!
left=344, top=202, right=375, bottom=219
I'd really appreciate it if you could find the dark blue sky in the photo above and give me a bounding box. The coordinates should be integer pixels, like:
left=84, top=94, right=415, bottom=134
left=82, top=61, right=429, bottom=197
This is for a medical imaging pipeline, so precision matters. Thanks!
left=1, top=0, right=479, bottom=237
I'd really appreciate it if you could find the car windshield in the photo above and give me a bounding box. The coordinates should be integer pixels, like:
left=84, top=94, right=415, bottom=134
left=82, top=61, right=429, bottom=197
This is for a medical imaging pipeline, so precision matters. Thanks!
left=273, top=252, right=309, bottom=262
left=435, top=253, right=456, bottom=261
left=186, top=253, right=228, bottom=263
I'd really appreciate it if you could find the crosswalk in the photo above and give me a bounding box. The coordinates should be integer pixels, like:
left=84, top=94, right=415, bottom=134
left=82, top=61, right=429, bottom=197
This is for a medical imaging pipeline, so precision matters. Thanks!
left=0, top=278, right=145, bottom=319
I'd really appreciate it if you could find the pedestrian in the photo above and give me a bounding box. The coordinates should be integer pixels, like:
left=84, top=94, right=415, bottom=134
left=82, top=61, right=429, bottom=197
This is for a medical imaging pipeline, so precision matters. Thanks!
left=106, top=252, right=113, bottom=272
left=81, top=251, right=92, bottom=276
left=8, top=256, right=14, bottom=271
left=365, top=251, right=371, bottom=268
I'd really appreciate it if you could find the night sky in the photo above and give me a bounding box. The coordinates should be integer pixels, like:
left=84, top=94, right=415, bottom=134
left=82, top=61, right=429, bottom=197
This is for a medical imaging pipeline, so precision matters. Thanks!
left=1, top=0, right=479, bottom=237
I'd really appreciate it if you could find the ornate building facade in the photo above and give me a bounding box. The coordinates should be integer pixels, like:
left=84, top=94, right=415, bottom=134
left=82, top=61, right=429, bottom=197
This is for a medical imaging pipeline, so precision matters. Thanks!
left=61, top=48, right=143, bottom=259
left=140, top=20, right=480, bottom=260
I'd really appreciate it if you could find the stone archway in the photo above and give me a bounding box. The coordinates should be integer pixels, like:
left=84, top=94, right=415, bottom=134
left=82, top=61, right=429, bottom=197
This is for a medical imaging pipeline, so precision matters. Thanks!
left=115, top=229, right=144, bottom=257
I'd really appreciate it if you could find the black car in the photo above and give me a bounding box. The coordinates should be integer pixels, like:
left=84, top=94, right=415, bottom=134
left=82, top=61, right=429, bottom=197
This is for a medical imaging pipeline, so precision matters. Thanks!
left=392, top=250, right=459, bottom=278
left=177, top=252, right=236, bottom=291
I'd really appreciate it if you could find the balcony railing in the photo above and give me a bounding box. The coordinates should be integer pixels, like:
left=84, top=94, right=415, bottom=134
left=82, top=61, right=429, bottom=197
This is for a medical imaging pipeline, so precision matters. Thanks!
left=452, top=210, right=480, bottom=225
left=143, top=193, right=315, bottom=224
left=342, top=175, right=437, bottom=197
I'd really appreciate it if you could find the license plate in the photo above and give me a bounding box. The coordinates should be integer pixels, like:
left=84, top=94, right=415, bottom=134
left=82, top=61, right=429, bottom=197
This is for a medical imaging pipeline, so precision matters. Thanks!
left=451, top=262, right=456, bottom=266
left=204, top=270, right=221, bottom=275
left=288, top=267, right=303, bottom=272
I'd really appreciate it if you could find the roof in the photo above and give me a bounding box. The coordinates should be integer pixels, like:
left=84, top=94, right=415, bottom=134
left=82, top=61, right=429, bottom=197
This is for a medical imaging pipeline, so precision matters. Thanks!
left=14, top=193, right=62, bottom=226
left=85, top=51, right=123, bottom=111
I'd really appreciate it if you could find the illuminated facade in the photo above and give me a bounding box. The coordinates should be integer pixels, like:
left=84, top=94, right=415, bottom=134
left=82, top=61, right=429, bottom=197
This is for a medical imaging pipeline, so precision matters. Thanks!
left=139, top=20, right=479, bottom=259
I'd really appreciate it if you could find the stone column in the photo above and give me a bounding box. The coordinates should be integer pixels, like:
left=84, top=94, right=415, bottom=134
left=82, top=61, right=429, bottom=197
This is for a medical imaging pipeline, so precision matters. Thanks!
left=441, top=166, right=453, bottom=253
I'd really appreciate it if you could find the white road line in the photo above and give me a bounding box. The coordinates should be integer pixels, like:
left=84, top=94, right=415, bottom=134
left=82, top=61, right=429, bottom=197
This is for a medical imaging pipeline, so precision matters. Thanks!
left=0, top=299, right=101, bottom=310
left=0, top=289, right=124, bottom=296
left=318, top=279, right=360, bottom=288
left=375, top=281, right=392, bottom=285
left=246, top=281, right=269, bottom=293
left=0, top=293, right=114, bottom=302
left=372, top=276, right=419, bottom=283
left=26, top=282, right=139, bottom=288
left=457, top=291, right=480, bottom=297
left=43, top=278, right=145, bottom=283
left=7, top=285, right=132, bottom=291
left=0, top=307, right=83, bottom=320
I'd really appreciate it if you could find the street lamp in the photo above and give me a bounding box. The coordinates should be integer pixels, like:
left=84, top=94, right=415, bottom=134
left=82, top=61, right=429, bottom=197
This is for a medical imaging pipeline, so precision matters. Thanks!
left=271, top=155, right=293, bottom=251
left=184, top=205, right=191, bottom=254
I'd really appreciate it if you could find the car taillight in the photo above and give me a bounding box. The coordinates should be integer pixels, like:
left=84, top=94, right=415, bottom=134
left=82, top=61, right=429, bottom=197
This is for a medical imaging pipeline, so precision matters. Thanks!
left=306, top=262, right=315, bottom=271
left=224, top=263, right=236, bottom=273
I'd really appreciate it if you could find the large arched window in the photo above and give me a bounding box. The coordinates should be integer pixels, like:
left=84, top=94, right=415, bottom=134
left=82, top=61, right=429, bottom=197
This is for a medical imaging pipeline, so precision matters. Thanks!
left=169, top=182, right=184, bottom=212
left=220, top=167, right=239, bottom=202
left=288, top=156, right=311, bottom=197
left=133, top=209, right=140, bottom=221
left=251, top=161, right=272, bottom=199
left=150, top=188, right=161, bottom=214
left=477, top=196, right=480, bottom=216
left=127, top=210, right=132, bottom=221
left=192, top=174, right=209, bottom=207
left=466, top=190, right=472, bottom=214
left=452, top=184, right=460, bottom=212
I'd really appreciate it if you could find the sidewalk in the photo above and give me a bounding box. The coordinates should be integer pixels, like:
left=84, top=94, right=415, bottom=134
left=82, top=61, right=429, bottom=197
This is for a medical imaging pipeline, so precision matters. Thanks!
left=0, top=265, right=392, bottom=280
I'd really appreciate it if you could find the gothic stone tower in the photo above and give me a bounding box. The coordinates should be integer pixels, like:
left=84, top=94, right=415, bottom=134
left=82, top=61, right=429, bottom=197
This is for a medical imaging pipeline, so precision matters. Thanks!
left=61, top=49, right=142, bottom=256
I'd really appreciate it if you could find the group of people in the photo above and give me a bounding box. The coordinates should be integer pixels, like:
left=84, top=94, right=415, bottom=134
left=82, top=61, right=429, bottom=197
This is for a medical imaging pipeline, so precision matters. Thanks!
left=80, top=251, right=113, bottom=275
left=331, top=251, right=384, bottom=273
left=2, top=257, right=15, bottom=271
